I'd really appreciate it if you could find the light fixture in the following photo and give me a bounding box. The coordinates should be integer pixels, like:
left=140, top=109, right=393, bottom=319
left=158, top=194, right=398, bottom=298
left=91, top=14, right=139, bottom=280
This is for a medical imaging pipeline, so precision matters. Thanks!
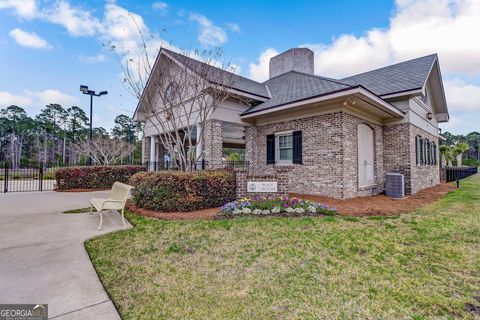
left=80, top=85, right=89, bottom=93
left=426, top=112, right=433, bottom=120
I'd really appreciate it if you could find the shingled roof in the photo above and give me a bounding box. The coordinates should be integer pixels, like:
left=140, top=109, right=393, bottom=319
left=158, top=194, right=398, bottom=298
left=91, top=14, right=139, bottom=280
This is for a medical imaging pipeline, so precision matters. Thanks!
left=241, top=54, right=438, bottom=116
left=340, top=54, right=437, bottom=96
left=242, top=71, right=354, bottom=115
left=137, top=48, right=439, bottom=118
left=163, top=49, right=270, bottom=98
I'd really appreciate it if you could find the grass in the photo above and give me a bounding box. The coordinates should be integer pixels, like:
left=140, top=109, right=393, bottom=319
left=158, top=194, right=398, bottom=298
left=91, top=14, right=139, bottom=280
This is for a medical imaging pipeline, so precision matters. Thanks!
left=86, top=175, right=480, bottom=319
left=63, top=207, right=91, bottom=214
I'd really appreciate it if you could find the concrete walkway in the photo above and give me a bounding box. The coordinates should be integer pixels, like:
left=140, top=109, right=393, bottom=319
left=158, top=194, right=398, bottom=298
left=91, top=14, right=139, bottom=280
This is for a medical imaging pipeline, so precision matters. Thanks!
left=0, top=191, right=130, bottom=319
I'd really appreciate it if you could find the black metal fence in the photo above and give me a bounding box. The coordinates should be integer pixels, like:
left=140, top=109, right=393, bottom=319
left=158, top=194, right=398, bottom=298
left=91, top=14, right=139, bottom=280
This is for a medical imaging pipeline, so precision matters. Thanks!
left=444, top=166, right=478, bottom=183
left=1, top=160, right=250, bottom=193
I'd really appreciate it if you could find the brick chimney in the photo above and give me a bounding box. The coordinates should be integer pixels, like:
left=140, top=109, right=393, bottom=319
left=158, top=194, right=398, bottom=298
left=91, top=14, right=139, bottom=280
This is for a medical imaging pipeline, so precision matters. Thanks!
left=269, top=48, right=314, bottom=79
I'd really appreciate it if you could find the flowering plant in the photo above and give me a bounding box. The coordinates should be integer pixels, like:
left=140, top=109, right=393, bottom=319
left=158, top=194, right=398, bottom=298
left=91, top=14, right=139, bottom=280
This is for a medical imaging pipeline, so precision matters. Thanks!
left=220, top=195, right=336, bottom=216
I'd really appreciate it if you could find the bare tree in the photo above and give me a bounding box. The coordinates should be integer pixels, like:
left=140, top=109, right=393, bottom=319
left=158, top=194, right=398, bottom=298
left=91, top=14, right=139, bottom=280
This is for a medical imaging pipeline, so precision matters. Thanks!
left=71, top=137, right=134, bottom=165
left=113, top=16, right=235, bottom=171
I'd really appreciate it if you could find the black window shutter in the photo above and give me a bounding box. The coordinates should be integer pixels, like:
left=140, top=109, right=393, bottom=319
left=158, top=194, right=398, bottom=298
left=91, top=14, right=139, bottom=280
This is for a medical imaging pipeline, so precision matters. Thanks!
left=292, top=131, right=303, bottom=164
left=266, top=134, right=275, bottom=164
left=415, top=136, right=419, bottom=165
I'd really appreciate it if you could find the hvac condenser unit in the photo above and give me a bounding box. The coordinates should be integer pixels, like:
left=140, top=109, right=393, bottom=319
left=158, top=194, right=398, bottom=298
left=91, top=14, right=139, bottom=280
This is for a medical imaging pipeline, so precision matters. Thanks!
left=386, top=173, right=405, bottom=198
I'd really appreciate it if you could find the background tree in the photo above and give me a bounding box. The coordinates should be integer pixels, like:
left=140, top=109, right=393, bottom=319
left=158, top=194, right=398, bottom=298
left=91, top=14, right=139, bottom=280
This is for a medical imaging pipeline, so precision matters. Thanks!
left=71, top=136, right=134, bottom=165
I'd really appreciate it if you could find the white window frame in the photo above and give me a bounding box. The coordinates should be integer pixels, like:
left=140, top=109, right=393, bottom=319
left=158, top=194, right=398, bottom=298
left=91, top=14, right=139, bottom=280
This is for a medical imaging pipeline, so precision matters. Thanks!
left=275, top=130, right=294, bottom=165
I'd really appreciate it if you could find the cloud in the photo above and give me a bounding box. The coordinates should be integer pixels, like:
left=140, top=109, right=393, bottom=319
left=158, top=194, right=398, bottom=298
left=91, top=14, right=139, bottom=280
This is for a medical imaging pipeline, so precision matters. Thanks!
left=152, top=2, right=168, bottom=11
left=0, top=91, right=32, bottom=107
left=0, top=89, right=78, bottom=108
left=189, top=13, right=227, bottom=47
left=444, top=78, right=480, bottom=112
left=42, top=1, right=102, bottom=37
left=79, top=54, right=106, bottom=63
left=226, top=22, right=240, bottom=33
left=24, top=89, right=78, bottom=106
left=9, top=28, right=52, bottom=49
left=248, top=48, right=279, bottom=82
left=294, top=0, right=480, bottom=78
left=0, top=0, right=38, bottom=19
left=247, top=0, right=480, bottom=129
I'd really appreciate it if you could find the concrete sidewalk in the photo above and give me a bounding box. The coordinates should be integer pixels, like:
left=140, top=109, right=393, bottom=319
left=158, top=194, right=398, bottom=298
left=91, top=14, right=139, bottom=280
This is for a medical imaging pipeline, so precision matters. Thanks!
left=0, top=191, right=129, bottom=319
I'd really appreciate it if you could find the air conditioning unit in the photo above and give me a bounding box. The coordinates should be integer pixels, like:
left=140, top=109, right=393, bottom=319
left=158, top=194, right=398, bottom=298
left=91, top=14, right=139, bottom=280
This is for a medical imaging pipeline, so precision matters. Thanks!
left=386, top=173, right=405, bottom=198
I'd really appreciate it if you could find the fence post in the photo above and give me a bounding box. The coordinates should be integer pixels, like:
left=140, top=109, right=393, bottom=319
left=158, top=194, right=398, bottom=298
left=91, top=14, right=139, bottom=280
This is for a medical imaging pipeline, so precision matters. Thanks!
left=39, top=162, right=44, bottom=192
left=4, top=162, right=8, bottom=193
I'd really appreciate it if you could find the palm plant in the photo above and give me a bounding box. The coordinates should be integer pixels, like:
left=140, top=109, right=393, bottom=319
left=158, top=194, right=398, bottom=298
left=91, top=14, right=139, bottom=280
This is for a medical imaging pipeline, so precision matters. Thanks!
left=439, top=145, right=453, bottom=167
left=454, top=143, right=469, bottom=167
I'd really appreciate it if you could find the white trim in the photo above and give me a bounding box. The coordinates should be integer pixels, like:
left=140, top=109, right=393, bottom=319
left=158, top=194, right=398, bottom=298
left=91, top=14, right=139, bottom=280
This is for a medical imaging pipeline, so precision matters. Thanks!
left=275, top=131, right=294, bottom=165
left=380, top=89, right=422, bottom=99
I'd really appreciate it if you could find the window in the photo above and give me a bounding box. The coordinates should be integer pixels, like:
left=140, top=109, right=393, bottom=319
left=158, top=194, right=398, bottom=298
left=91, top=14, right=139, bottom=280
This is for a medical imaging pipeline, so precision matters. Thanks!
left=266, top=131, right=302, bottom=165
left=277, top=134, right=293, bottom=161
left=415, top=136, right=438, bottom=166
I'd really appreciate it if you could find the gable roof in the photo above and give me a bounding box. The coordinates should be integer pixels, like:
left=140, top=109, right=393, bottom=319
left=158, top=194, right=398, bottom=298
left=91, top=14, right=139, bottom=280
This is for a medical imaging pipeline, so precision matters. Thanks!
left=163, top=49, right=270, bottom=99
left=135, top=49, right=444, bottom=121
left=242, top=71, right=354, bottom=115
left=340, top=54, right=437, bottom=97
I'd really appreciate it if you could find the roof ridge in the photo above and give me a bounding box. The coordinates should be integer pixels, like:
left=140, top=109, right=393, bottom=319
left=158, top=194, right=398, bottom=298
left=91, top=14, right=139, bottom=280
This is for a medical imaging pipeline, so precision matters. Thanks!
left=264, top=70, right=353, bottom=87
left=290, top=70, right=354, bottom=87
left=162, top=48, right=267, bottom=88
left=341, top=53, right=437, bottom=80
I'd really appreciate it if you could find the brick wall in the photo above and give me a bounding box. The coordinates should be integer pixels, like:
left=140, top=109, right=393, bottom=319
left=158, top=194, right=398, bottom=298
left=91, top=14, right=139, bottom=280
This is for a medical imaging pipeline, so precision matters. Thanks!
left=383, top=124, right=412, bottom=193
left=235, top=168, right=289, bottom=199
left=142, top=136, right=151, bottom=163
left=203, top=119, right=223, bottom=169
left=409, top=125, right=440, bottom=194
left=383, top=123, right=440, bottom=195
left=343, top=113, right=385, bottom=198
left=245, top=112, right=384, bottom=199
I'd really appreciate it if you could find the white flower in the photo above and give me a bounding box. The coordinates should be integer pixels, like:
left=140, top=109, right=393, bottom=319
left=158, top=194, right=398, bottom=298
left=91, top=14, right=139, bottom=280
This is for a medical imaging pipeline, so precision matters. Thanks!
left=242, top=207, right=252, bottom=214
left=233, top=209, right=243, bottom=215
left=307, top=206, right=316, bottom=213
left=271, top=207, right=281, bottom=214
left=294, top=208, right=305, bottom=214
left=262, top=209, right=270, bottom=215
left=252, top=209, right=262, bottom=215
left=285, top=207, right=294, bottom=213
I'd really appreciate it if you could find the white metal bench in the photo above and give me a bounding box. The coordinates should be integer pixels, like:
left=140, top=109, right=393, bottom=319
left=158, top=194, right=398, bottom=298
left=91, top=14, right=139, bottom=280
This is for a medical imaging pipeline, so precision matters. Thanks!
left=89, top=182, right=134, bottom=230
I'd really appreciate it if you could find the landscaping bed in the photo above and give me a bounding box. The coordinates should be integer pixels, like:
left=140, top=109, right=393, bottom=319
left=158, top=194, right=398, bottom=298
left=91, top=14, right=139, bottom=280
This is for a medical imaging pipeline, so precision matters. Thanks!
left=292, top=182, right=457, bottom=216
left=86, top=175, right=480, bottom=319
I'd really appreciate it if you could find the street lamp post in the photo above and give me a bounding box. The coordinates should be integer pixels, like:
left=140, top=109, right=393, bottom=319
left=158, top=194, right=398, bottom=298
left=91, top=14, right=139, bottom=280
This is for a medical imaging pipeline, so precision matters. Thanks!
left=79, top=85, right=108, bottom=165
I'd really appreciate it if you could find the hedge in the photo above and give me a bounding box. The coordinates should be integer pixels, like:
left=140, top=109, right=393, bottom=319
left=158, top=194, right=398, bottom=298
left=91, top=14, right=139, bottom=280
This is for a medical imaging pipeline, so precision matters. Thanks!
left=128, top=170, right=236, bottom=212
left=55, top=165, right=145, bottom=190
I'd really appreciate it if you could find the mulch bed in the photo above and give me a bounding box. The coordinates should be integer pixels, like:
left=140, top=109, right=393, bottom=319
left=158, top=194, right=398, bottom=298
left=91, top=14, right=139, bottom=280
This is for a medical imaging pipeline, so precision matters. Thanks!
left=126, top=202, right=220, bottom=220
left=291, top=183, right=457, bottom=216
left=126, top=183, right=456, bottom=220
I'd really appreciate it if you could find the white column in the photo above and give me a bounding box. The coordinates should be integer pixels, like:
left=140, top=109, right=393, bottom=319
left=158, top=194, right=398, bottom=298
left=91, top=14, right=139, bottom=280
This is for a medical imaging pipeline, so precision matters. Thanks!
left=150, top=135, right=156, bottom=170
left=196, top=124, right=203, bottom=162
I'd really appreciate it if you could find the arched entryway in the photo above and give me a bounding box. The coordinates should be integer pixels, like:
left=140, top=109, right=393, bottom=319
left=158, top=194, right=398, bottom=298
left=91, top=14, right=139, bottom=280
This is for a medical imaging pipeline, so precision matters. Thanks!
left=358, top=124, right=375, bottom=187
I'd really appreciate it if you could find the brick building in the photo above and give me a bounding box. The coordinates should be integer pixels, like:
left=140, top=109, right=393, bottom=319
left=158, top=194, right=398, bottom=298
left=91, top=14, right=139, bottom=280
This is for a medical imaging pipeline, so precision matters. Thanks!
left=134, top=48, right=449, bottom=199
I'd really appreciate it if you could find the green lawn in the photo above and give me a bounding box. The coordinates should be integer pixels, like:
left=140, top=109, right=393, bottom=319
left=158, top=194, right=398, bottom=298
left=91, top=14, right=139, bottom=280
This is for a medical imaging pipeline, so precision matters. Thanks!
left=86, top=175, right=480, bottom=319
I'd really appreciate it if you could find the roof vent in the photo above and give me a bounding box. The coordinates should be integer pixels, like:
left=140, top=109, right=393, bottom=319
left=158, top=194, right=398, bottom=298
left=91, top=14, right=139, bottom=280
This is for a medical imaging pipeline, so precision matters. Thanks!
left=269, top=48, right=314, bottom=79
left=385, top=172, right=405, bottom=198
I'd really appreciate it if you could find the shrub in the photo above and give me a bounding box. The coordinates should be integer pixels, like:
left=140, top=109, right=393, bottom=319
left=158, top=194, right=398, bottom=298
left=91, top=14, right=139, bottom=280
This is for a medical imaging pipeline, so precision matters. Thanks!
left=129, top=170, right=236, bottom=212
left=56, top=165, right=145, bottom=190
left=220, top=195, right=337, bottom=216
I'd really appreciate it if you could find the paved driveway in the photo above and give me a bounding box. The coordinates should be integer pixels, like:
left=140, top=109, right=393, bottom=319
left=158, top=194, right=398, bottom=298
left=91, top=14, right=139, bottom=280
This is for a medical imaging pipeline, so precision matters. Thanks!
left=0, top=191, right=130, bottom=319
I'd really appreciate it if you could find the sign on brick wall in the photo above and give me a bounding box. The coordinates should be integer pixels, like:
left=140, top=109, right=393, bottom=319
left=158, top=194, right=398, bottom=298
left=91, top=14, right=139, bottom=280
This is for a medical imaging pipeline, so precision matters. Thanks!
left=247, top=181, right=278, bottom=193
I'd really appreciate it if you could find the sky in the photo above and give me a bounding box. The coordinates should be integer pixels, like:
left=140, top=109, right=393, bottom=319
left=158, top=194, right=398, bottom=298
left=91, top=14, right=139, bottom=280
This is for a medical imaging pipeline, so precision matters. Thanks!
left=0, top=0, right=479, bottom=134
